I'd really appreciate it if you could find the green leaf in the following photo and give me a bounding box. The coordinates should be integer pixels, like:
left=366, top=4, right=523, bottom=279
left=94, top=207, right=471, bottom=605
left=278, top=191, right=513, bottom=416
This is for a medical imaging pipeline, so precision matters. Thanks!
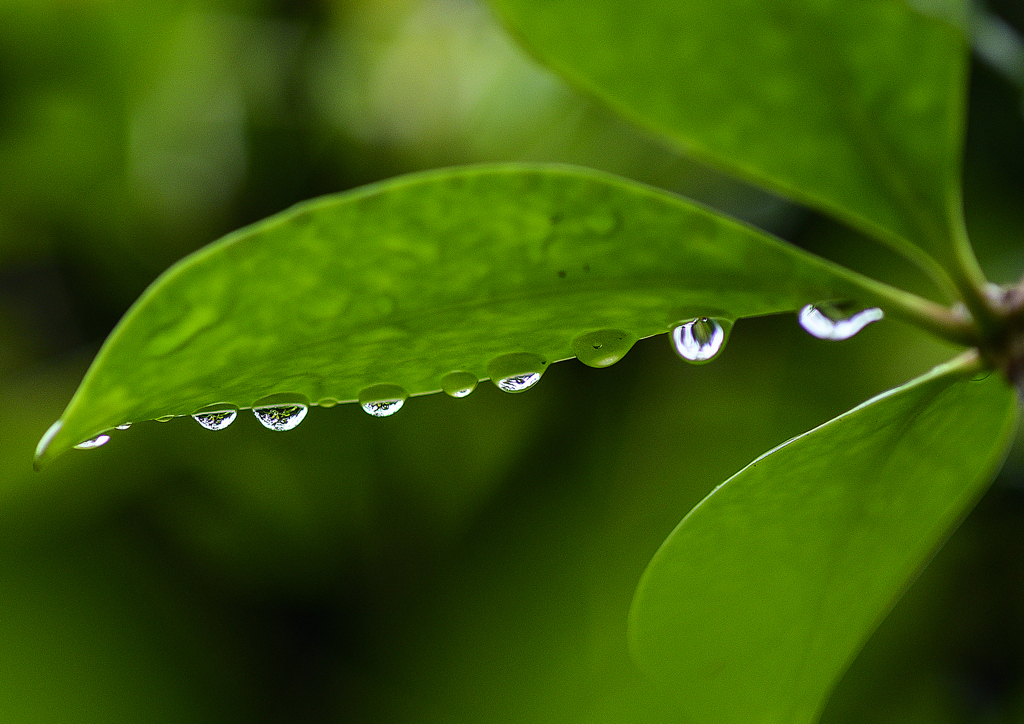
left=628, top=355, right=1017, bottom=724
left=35, top=164, right=948, bottom=467
left=489, top=0, right=971, bottom=292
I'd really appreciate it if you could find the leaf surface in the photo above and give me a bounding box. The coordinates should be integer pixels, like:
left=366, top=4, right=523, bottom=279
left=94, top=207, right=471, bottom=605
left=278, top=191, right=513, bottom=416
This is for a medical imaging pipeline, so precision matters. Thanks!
left=629, top=356, right=1017, bottom=724
left=38, top=164, right=929, bottom=465
left=489, top=0, right=970, bottom=287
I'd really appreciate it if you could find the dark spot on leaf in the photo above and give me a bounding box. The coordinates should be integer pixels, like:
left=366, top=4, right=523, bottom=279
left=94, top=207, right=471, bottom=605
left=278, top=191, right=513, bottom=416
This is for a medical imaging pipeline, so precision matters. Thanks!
left=557, top=270, right=566, bottom=278
left=551, top=212, right=563, bottom=223
left=583, top=264, right=590, bottom=273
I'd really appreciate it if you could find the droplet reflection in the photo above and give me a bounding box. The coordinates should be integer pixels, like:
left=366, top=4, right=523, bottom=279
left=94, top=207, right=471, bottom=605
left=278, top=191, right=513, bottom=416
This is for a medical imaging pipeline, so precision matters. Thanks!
left=488, top=353, right=547, bottom=393
left=671, top=318, right=728, bottom=364
left=192, top=404, right=239, bottom=431
left=798, top=303, right=884, bottom=340
left=75, top=434, right=110, bottom=450
left=358, top=384, right=409, bottom=417
left=252, top=394, right=310, bottom=431
left=498, top=373, right=541, bottom=392
left=253, top=404, right=308, bottom=430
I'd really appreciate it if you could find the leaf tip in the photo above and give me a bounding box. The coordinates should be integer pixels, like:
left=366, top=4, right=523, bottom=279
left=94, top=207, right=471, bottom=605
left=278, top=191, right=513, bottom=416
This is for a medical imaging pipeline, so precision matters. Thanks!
left=33, top=419, right=63, bottom=471
left=626, top=574, right=659, bottom=673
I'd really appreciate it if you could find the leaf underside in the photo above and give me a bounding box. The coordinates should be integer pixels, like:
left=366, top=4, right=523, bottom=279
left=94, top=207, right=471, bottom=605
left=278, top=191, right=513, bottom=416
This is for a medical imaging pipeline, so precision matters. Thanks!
left=489, top=0, right=970, bottom=282
left=629, top=357, right=1017, bottom=724
left=38, top=164, right=890, bottom=465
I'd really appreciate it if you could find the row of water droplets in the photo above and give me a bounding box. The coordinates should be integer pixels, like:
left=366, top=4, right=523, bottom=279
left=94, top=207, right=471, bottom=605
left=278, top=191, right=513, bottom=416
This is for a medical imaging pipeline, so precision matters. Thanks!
left=74, top=395, right=308, bottom=448
left=73, top=303, right=882, bottom=449
left=71, top=352, right=549, bottom=449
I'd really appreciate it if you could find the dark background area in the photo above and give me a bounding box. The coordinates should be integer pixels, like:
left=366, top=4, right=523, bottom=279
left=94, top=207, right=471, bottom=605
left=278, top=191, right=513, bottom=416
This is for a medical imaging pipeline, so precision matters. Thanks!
left=1, top=0, right=1023, bottom=721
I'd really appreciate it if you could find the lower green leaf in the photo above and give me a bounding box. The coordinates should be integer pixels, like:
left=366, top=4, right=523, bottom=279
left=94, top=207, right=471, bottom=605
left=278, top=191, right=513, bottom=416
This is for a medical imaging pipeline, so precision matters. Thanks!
left=628, top=355, right=1018, bottom=724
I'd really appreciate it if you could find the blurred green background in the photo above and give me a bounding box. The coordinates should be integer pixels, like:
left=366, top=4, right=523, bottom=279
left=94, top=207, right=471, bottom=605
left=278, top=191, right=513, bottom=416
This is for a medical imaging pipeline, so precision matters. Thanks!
left=2, top=0, right=1024, bottom=721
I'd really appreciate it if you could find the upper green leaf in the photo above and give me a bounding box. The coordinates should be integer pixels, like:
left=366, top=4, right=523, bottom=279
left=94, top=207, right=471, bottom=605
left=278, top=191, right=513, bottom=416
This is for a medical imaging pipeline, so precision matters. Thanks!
left=35, top=164, right=944, bottom=466
left=628, top=355, right=1017, bottom=724
left=489, top=0, right=971, bottom=290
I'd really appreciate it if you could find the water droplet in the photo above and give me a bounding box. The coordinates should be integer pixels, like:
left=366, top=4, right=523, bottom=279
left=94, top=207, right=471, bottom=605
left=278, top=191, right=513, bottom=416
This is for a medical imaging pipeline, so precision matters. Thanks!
left=115, top=422, right=132, bottom=430
left=441, top=371, right=478, bottom=398
left=191, top=404, right=238, bottom=431
left=487, top=353, right=547, bottom=393
left=798, top=303, right=884, bottom=341
left=252, top=393, right=309, bottom=431
left=317, top=398, right=339, bottom=408
left=75, top=434, right=110, bottom=450
left=499, top=373, right=540, bottom=392
left=155, top=415, right=174, bottom=423
left=253, top=405, right=308, bottom=430
left=358, top=384, right=408, bottom=417
left=572, top=329, right=636, bottom=368
left=671, top=318, right=730, bottom=364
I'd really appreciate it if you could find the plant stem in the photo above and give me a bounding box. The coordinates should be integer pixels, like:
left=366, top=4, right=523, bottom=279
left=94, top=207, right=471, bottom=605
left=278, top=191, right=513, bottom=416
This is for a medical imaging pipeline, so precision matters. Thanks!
left=862, top=281, right=979, bottom=347
left=948, top=205, right=1004, bottom=341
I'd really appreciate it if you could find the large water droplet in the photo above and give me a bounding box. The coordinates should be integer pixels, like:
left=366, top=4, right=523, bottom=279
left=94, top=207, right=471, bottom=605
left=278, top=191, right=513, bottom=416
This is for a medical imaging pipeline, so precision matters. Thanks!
left=358, top=384, right=408, bottom=417
left=191, top=404, right=239, bottom=431
left=488, top=353, right=547, bottom=393
left=252, top=393, right=309, bottom=431
left=115, top=422, right=132, bottom=430
left=75, top=434, right=110, bottom=450
left=671, top=318, right=730, bottom=364
left=798, top=303, right=884, bottom=341
left=441, top=371, right=478, bottom=398
left=572, top=329, right=636, bottom=368
left=253, top=405, right=308, bottom=430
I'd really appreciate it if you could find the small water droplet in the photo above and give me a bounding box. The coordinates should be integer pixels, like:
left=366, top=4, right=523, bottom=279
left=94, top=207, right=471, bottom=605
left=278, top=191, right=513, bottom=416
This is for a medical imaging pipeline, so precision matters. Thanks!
left=191, top=404, right=239, bottom=431
left=441, top=371, right=478, bottom=398
left=488, top=353, right=547, bottom=393
left=358, top=384, right=408, bottom=417
left=115, top=422, right=132, bottom=430
left=317, top=398, right=339, bottom=408
left=671, top=318, right=730, bottom=363
left=75, top=434, right=110, bottom=450
left=252, top=393, right=310, bottom=431
left=155, top=415, right=174, bottom=423
left=572, top=329, right=636, bottom=368
left=798, top=303, right=884, bottom=341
